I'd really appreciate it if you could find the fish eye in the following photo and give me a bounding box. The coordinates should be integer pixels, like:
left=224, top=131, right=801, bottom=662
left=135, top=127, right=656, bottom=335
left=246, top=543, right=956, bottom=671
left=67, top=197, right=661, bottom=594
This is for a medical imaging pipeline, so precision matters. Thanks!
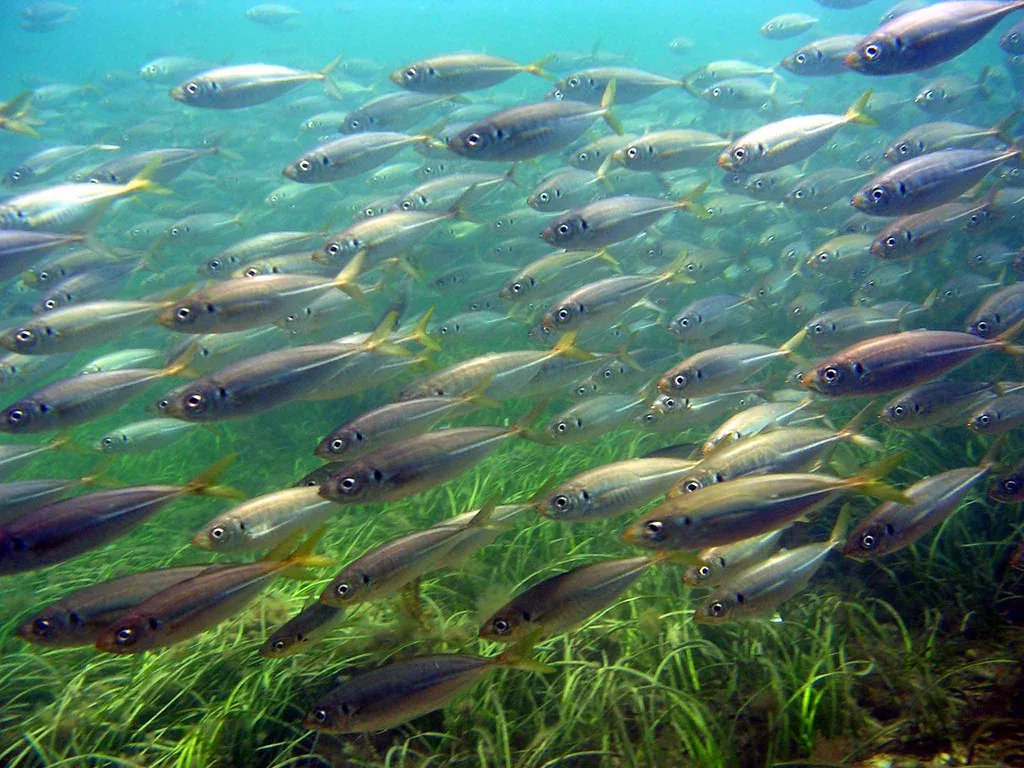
left=244, top=267, right=260, bottom=277
left=556, top=223, right=571, bottom=236
left=185, top=82, right=199, bottom=94
left=732, top=147, right=746, bottom=160
left=329, top=438, right=345, bottom=452
left=795, top=53, right=807, bottom=64
left=683, top=480, right=702, bottom=493
left=898, top=143, right=909, bottom=155
left=923, top=90, right=935, bottom=100
left=577, top=152, right=588, bottom=162
left=567, top=76, right=580, bottom=87
left=465, top=132, right=482, bottom=146
left=869, top=187, right=886, bottom=202
left=603, top=368, right=613, bottom=378
left=556, top=422, right=568, bottom=432
left=185, top=392, right=205, bottom=411
left=812, top=324, right=824, bottom=335
left=349, top=119, right=360, bottom=130
left=15, top=329, right=34, bottom=343
left=977, top=414, right=992, bottom=427
left=672, top=374, right=686, bottom=388
left=556, top=308, right=571, bottom=321
left=822, top=367, right=841, bottom=384
left=272, top=639, right=287, bottom=650
left=210, top=526, right=226, bottom=540
left=892, top=405, right=905, bottom=418
left=404, top=67, right=417, bottom=79
left=552, top=494, right=571, bottom=509
left=884, top=236, right=898, bottom=248
left=175, top=307, right=192, bottom=322
left=697, top=566, right=711, bottom=578
left=861, top=533, right=876, bottom=549
left=1004, top=479, right=1019, bottom=493
left=626, top=146, right=639, bottom=159
left=538, top=192, right=550, bottom=203
left=679, top=318, right=689, bottom=327
left=976, top=321, right=989, bottom=333
left=339, top=476, right=360, bottom=494
left=209, top=259, right=222, bottom=271
left=644, top=520, right=664, bottom=537
left=312, top=708, right=329, bottom=724
left=32, top=617, right=54, bottom=635
left=864, top=44, right=881, bottom=60
left=492, top=618, right=511, bottom=634
left=298, top=159, right=312, bottom=172
left=793, top=190, right=804, bottom=200
left=663, top=398, right=676, bottom=409
left=709, top=601, right=725, bottom=617
left=335, top=583, right=350, bottom=596
left=511, top=282, right=523, bottom=293
left=114, top=627, right=137, bottom=644
left=326, top=243, right=341, bottom=255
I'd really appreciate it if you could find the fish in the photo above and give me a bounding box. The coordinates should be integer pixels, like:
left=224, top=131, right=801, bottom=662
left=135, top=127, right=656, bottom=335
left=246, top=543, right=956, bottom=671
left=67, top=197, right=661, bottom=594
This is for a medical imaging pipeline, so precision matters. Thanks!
left=245, top=4, right=301, bottom=24
left=658, top=331, right=805, bottom=399
left=717, top=91, right=876, bottom=173
left=304, top=652, right=552, bottom=733
left=694, top=506, right=850, bottom=621
left=623, top=454, right=907, bottom=551
left=15, top=565, right=214, bottom=647
left=609, top=130, right=729, bottom=173
left=390, top=53, right=555, bottom=92
left=800, top=322, right=1024, bottom=396
left=534, top=457, right=698, bottom=522
left=94, top=530, right=330, bottom=653
left=480, top=556, right=657, bottom=642
left=193, top=486, right=336, bottom=554
left=844, top=446, right=1000, bottom=559
left=448, top=82, right=622, bottom=161
left=879, top=380, right=998, bottom=429
left=0, top=456, right=241, bottom=574
left=0, top=92, right=40, bottom=139
left=761, top=13, right=818, bottom=39
left=781, top=35, right=862, bottom=76
left=260, top=601, right=344, bottom=657
left=851, top=147, right=1021, bottom=217
left=283, top=130, right=443, bottom=183
left=548, top=68, right=684, bottom=103
left=94, top=418, right=199, bottom=454
left=170, top=57, right=343, bottom=109
left=683, top=529, right=786, bottom=588
left=845, top=1, right=1024, bottom=75
left=966, top=387, right=1024, bottom=434
left=0, top=350, right=194, bottom=434
left=319, top=503, right=497, bottom=607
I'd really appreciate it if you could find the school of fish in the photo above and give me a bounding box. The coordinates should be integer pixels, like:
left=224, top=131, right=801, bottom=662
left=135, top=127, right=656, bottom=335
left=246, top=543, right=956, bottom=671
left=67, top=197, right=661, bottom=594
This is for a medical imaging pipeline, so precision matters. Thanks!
left=3, top=0, right=1024, bottom=739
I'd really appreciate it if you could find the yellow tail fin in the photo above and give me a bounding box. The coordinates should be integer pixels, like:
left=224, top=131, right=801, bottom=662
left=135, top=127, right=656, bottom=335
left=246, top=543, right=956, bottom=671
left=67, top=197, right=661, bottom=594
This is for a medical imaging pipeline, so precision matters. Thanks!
left=844, top=89, right=877, bottom=127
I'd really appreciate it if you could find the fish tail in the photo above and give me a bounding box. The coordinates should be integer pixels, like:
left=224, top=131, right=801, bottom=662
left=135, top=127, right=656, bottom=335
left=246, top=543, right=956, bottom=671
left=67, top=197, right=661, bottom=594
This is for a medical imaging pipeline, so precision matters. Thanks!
left=844, top=452, right=911, bottom=503
left=0, top=91, right=33, bottom=118
left=269, top=527, right=335, bottom=578
left=504, top=162, right=525, bottom=188
left=829, top=504, right=853, bottom=549
left=524, top=54, right=558, bottom=82
left=551, top=330, right=595, bottom=361
left=779, top=327, right=807, bottom=356
left=662, top=248, right=696, bottom=285
left=677, top=179, right=709, bottom=213
left=600, top=79, right=623, bottom=136
left=184, top=453, right=247, bottom=500
left=163, top=343, right=199, bottom=379
left=498, top=656, right=557, bottom=674
left=333, top=250, right=368, bottom=305
left=467, top=496, right=500, bottom=528
left=319, top=55, right=345, bottom=101
left=844, top=89, right=877, bottom=127
left=990, top=109, right=1021, bottom=144
left=406, top=306, right=442, bottom=352
left=997, top=315, right=1024, bottom=350
left=594, top=156, right=615, bottom=189
left=976, top=65, right=994, bottom=100
left=839, top=402, right=883, bottom=451
left=2, top=119, right=41, bottom=138
left=362, top=309, right=413, bottom=358
left=595, top=247, right=620, bottom=271
left=460, top=373, right=501, bottom=409
left=124, top=158, right=173, bottom=197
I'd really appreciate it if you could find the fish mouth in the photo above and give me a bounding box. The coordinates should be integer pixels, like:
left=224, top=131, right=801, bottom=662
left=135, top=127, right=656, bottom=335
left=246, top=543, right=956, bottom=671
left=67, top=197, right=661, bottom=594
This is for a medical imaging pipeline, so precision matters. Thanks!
left=843, top=53, right=863, bottom=70
left=190, top=532, right=212, bottom=550
left=169, top=86, right=185, bottom=102
left=716, top=154, right=732, bottom=170
left=388, top=71, right=404, bottom=87
left=281, top=166, right=296, bottom=180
